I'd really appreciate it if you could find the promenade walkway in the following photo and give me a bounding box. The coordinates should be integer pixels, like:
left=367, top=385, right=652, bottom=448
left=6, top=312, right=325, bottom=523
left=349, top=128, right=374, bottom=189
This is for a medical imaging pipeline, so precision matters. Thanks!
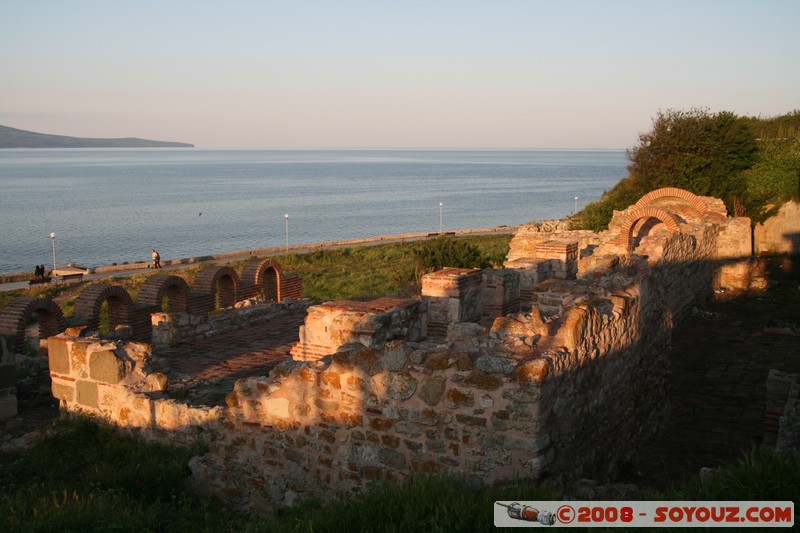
left=0, top=226, right=518, bottom=292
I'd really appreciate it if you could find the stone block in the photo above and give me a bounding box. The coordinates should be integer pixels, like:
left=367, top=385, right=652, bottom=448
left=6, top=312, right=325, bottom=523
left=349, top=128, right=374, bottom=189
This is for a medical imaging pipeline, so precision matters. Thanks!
left=51, top=381, right=75, bottom=402
left=89, top=349, right=126, bottom=384
left=418, top=376, right=446, bottom=406
left=47, top=336, right=71, bottom=374
left=75, top=380, right=99, bottom=408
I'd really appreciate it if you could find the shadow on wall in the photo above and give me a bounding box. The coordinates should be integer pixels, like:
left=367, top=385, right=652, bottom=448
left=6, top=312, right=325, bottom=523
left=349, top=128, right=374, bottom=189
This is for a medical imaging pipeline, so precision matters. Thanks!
left=784, top=232, right=800, bottom=255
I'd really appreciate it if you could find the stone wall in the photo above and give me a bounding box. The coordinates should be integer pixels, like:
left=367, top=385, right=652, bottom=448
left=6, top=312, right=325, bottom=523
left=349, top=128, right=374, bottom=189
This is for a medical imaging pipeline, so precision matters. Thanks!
left=151, top=300, right=309, bottom=349
left=0, top=336, right=17, bottom=419
left=421, top=268, right=484, bottom=337
left=764, top=369, right=800, bottom=454
left=188, top=253, right=693, bottom=513
left=291, top=299, right=427, bottom=361
left=47, top=331, right=221, bottom=442
left=754, top=201, right=800, bottom=255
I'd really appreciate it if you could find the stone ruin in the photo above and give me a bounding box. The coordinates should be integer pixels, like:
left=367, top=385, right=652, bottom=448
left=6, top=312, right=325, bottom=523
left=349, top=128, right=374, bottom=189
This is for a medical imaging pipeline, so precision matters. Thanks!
left=1, top=187, right=797, bottom=514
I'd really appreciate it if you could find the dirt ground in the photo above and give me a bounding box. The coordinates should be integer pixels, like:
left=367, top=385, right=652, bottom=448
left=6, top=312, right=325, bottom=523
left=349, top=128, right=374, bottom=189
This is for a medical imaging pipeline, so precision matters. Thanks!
left=3, top=256, right=799, bottom=492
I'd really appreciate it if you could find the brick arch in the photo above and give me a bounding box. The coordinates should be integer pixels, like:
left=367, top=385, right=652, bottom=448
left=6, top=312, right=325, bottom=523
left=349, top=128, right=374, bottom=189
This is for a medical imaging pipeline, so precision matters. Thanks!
left=633, top=187, right=708, bottom=217
left=72, top=283, right=134, bottom=332
left=0, top=296, right=66, bottom=353
left=613, top=207, right=683, bottom=252
left=241, top=258, right=283, bottom=301
left=137, top=274, right=190, bottom=313
left=194, top=265, right=240, bottom=309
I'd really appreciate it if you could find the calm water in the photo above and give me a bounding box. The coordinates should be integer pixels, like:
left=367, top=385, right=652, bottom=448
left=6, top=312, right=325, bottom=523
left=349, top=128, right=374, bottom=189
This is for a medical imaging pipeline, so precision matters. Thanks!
left=0, top=149, right=627, bottom=274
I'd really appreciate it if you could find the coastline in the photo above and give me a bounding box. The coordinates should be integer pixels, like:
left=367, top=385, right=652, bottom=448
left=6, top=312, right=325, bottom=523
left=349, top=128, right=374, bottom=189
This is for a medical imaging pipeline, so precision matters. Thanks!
left=0, top=225, right=519, bottom=288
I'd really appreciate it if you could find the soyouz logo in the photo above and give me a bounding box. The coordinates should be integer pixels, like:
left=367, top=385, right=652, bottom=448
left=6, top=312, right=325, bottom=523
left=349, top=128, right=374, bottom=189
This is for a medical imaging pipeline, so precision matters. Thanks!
left=494, top=501, right=794, bottom=528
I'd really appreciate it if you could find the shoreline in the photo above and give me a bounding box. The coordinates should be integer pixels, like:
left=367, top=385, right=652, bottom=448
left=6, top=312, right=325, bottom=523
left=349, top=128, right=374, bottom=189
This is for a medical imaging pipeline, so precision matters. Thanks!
left=0, top=225, right=519, bottom=286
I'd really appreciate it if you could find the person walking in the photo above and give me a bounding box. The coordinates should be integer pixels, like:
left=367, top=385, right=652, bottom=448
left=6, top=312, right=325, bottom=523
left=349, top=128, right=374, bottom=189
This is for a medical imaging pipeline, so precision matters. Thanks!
left=151, top=249, right=161, bottom=269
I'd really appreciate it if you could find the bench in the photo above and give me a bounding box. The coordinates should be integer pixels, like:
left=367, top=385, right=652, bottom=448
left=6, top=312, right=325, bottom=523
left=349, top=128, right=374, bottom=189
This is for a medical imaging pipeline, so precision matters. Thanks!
left=28, top=277, right=52, bottom=288
left=60, top=273, right=84, bottom=284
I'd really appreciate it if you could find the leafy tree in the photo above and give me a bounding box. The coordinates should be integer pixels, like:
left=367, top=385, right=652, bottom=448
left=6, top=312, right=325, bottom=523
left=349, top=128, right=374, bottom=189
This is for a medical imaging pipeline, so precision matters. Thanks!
left=741, top=137, right=800, bottom=223
left=626, top=108, right=758, bottom=207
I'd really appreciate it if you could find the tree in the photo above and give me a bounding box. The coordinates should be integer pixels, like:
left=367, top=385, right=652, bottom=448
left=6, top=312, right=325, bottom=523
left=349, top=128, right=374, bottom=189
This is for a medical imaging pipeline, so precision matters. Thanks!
left=626, top=109, right=758, bottom=208
left=570, top=108, right=761, bottom=230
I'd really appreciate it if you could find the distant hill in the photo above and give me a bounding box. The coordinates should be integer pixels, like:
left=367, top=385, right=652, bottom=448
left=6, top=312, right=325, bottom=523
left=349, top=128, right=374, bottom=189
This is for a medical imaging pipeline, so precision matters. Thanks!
left=0, top=124, right=194, bottom=148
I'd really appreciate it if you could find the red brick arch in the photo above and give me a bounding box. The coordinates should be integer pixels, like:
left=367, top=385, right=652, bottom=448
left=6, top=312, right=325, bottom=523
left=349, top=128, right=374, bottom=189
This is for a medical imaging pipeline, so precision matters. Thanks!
left=193, top=265, right=240, bottom=309
left=241, top=258, right=283, bottom=301
left=72, top=283, right=134, bottom=332
left=0, top=296, right=66, bottom=353
left=633, top=187, right=708, bottom=217
left=613, top=207, right=683, bottom=252
left=137, top=274, right=190, bottom=313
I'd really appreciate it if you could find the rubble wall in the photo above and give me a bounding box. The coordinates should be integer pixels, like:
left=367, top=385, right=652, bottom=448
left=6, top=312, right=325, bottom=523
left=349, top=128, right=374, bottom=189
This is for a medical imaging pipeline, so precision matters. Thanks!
left=0, top=336, right=17, bottom=419
left=47, top=333, right=221, bottom=443
left=151, top=300, right=309, bottom=349
left=188, top=235, right=719, bottom=512
left=754, top=201, right=800, bottom=255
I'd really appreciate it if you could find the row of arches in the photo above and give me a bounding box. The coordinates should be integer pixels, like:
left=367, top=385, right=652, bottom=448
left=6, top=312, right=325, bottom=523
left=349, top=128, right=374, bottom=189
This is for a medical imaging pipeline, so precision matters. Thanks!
left=611, top=187, right=713, bottom=252
left=0, top=258, right=300, bottom=354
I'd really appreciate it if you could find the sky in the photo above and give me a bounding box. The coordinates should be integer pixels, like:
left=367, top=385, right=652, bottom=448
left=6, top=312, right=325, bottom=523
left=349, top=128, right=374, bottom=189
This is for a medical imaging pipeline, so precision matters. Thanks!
left=0, top=0, right=798, bottom=149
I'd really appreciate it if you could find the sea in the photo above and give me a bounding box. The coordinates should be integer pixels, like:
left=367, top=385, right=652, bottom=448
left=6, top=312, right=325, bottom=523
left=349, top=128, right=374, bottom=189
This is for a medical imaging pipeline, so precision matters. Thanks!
left=0, top=149, right=627, bottom=275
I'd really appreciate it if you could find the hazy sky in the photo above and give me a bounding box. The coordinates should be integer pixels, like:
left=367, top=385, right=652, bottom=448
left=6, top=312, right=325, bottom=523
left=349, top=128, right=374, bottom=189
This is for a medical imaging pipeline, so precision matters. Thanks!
left=1, top=0, right=797, bottom=148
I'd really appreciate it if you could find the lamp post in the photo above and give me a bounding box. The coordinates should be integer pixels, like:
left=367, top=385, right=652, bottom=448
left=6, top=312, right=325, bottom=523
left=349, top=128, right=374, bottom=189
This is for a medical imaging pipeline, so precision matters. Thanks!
left=574, top=196, right=578, bottom=214
left=49, top=232, right=57, bottom=274
left=439, top=202, right=443, bottom=234
left=284, top=214, right=289, bottom=253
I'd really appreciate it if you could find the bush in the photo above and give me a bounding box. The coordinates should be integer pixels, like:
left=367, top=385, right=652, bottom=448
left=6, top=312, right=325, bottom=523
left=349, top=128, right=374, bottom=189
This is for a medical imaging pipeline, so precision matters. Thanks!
left=412, top=237, right=489, bottom=278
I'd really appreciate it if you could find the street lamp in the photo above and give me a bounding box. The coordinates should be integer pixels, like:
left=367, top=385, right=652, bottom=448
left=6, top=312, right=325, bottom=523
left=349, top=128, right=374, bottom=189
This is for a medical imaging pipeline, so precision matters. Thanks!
left=574, top=196, right=578, bottom=214
left=284, top=213, right=289, bottom=253
left=49, top=232, right=57, bottom=274
left=439, top=202, right=443, bottom=234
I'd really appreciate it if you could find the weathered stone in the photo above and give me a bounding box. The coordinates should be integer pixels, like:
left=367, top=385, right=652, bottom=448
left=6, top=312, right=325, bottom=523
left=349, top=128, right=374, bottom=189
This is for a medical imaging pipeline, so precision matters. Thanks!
left=147, top=372, right=169, bottom=392
left=464, top=370, right=502, bottom=390
left=445, top=386, right=474, bottom=409
left=89, top=349, right=126, bottom=384
left=515, top=358, right=551, bottom=386
left=417, top=376, right=446, bottom=406
left=75, top=380, right=98, bottom=408
left=404, top=408, right=440, bottom=426
left=378, top=447, right=406, bottom=469
left=51, top=381, right=74, bottom=402
left=47, top=336, right=71, bottom=374
left=504, top=433, right=551, bottom=453
left=384, top=340, right=412, bottom=371
left=447, top=322, right=486, bottom=340
left=475, top=355, right=516, bottom=375
left=354, top=348, right=384, bottom=376
left=502, top=387, right=541, bottom=403
left=386, top=372, right=418, bottom=400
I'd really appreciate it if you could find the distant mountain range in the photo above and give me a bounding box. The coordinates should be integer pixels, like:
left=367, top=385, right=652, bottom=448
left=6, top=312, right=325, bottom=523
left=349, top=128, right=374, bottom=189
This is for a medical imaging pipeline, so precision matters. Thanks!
left=0, top=124, right=194, bottom=148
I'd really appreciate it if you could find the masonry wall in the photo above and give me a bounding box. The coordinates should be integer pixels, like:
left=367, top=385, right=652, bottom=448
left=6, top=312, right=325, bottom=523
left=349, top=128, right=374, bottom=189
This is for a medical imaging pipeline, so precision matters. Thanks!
left=188, top=237, right=722, bottom=513
left=151, top=300, right=309, bottom=349
left=47, top=333, right=221, bottom=443
left=754, top=201, right=800, bottom=255
left=0, top=336, right=17, bottom=419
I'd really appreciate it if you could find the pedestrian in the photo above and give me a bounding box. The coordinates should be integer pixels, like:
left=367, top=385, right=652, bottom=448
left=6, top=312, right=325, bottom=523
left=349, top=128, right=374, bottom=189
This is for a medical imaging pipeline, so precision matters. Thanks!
left=34, top=265, right=42, bottom=278
left=151, top=249, right=161, bottom=269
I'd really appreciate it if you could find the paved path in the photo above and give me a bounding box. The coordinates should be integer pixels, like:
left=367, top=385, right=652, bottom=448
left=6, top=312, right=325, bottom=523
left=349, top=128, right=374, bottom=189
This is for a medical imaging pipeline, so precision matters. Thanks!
left=152, top=309, right=307, bottom=406
left=0, top=227, right=517, bottom=292
left=624, top=256, right=800, bottom=491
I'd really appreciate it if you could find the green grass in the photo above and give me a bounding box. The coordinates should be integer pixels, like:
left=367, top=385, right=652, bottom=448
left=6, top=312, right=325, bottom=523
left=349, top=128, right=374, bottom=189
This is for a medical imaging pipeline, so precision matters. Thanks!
left=0, top=235, right=512, bottom=315
left=2, top=416, right=797, bottom=532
